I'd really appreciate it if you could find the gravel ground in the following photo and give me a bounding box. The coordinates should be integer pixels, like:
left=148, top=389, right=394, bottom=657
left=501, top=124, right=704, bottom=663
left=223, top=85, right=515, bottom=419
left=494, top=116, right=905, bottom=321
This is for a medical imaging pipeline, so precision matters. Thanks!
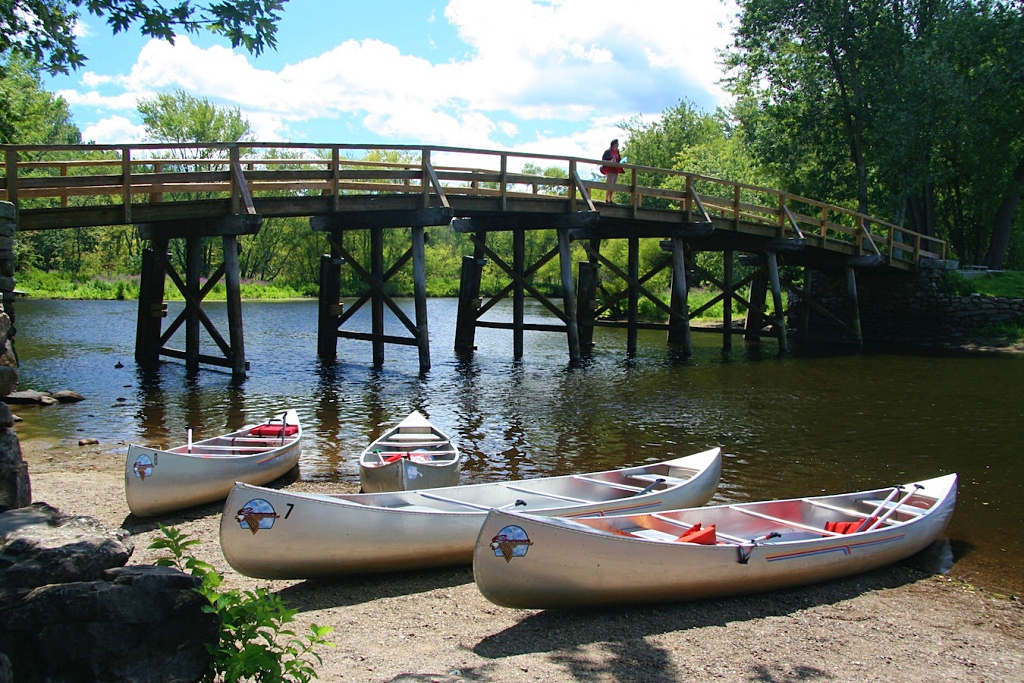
left=18, top=437, right=1024, bottom=683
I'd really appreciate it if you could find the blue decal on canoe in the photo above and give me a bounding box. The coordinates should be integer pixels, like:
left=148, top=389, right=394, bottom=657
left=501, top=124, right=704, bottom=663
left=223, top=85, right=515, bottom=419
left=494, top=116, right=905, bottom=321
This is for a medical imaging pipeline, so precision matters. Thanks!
left=236, top=499, right=280, bottom=534
left=490, top=525, right=534, bottom=562
left=132, top=454, right=155, bottom=480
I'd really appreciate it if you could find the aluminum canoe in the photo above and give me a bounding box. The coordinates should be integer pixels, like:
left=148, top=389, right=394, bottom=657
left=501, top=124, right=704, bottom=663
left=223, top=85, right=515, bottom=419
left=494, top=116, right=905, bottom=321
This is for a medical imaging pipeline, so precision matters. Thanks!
left=220, top=447, right=722, bottom=579
left=473, top=472, right=957, bottom=609
left=125, top=409, right=302, bottom=517
left=358, top=411, right=461, bottom=492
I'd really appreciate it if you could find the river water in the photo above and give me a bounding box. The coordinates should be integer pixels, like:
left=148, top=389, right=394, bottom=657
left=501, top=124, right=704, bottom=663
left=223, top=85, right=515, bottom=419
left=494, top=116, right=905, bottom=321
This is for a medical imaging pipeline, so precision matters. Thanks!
left=10, top=297, right=1024, bottom=595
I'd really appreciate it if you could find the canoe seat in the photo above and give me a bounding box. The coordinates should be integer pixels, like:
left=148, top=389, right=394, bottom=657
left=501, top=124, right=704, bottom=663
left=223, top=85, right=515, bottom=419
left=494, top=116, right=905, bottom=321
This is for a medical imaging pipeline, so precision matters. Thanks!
left=393, top=505, right=440, bottom=513
left=388, top=433, right=442, bottom=442
left=572, top=476, right=646, bottom=493
left=825, top=516, right=878, bottom=534
left=675, top=523, right=717, bottom=545
left=629, top=473, right=688, bottom=487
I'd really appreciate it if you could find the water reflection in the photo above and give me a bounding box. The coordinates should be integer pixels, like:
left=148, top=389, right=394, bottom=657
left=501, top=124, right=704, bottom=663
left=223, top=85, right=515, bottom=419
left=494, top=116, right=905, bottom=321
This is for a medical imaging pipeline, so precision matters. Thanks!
left=10, top=297, right=1024, bottom=597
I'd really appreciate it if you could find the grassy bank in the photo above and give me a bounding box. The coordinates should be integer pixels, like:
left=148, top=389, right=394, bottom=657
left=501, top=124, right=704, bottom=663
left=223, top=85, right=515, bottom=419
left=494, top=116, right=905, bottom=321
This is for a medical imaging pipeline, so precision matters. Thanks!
left=15, top=270, right=310, bottom=300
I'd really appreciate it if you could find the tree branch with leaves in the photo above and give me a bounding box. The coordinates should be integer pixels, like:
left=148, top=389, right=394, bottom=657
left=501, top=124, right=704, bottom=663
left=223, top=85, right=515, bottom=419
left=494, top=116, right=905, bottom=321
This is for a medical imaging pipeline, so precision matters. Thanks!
left=1, top=0, right=286, bottom=74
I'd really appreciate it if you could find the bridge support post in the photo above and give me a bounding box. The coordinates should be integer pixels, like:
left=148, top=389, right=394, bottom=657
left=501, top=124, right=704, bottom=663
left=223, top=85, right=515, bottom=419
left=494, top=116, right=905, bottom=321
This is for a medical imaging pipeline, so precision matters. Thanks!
left=666, top=238, right=692, bottom=355
left=412, top=225, right=430, bottom=372
left=455, top=254, right=485, bottom=354
left=627, top=235, right=639, bottom=355
left=135, top=239, right=168, bottom=367
left=135, top=215, right=259, bottom=378
left=576, top=257, right=600, bottom=353
left=766, top=251, right=789, bottom=352
left=513, top=227, right=525, bottom=360
left=744, top=269, right=769, bottom=342
left=846, top=266, right=864, bottom=346
left=185, top=237, right=203, bottom=374
left=801, top=266, right=813, bottom=336
left=557, top=228, right=582, bottom=365
left=723, top=250, right=734, bottom=351
left=317, top=250, right=343, bottom=359
left=370, top=226, right=385, bottom=367
left=311, top=208, right=450, bottom=369
left=223, top=235, right=246, bottom=378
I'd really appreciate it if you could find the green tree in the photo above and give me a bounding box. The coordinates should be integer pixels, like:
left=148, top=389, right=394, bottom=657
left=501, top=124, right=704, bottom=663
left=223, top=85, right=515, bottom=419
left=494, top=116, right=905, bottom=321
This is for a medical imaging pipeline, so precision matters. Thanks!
left=726, top=0, right=1024, bottom=268
left=622, top=100, right=725, bottom=173
left=137, top=89, right=253, bottom=147
left=0, top=54, right=80, bottom=144
left=137, top=90, right=254, bottom=276
left=1, top=0, right=285, bottom=75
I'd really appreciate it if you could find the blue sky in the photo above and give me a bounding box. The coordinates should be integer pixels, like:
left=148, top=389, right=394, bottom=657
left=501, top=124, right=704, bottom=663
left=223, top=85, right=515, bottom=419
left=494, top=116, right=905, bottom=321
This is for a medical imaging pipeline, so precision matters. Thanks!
left=45, top=0, right=739, bottom=159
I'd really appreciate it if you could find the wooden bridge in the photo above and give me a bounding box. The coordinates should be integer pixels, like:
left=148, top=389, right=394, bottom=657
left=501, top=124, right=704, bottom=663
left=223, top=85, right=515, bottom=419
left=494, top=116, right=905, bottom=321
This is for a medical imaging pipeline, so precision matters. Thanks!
left=0, top=143, right=946, bottom=378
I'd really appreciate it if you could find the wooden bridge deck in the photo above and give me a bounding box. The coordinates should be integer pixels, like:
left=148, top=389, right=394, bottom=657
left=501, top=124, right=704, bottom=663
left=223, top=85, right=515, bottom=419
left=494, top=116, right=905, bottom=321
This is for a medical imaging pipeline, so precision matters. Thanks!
left=0, top=142, right=948, bottom=375
left=1, top=142, right=944, bottom=269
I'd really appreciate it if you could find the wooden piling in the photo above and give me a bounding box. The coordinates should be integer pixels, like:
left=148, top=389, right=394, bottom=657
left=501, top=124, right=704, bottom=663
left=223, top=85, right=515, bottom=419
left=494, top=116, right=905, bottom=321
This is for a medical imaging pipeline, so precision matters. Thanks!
left=370, top=226, right=385, bottom=366
left=667, top=237, right=692, bottom=355
left=723, top=250, right=733, bottom=351
left=134, top=240, right=168, bottom=367
left=576, top=260, right=600, bottom=352
left=627, top=235, right=639, bottom=355
left=766, top=251, right=789, bottom=352
left=557, top=229, right=581, bottom=364
left=412, top=225, right=430, bottom=371
left=454, top=254, right=485, bottom=354
left=846, top=266, right=863, bottom=346
left=800, top=265, right=813, bottom=336
left=317, top=250, right=343, bottom=359
left=745, top=270, right=769, bottom=342
left=185, top=237, right=203, bottom=374
left=222, top=234, right=246, bottom=378
left=513, top=227, right=525, bottom=360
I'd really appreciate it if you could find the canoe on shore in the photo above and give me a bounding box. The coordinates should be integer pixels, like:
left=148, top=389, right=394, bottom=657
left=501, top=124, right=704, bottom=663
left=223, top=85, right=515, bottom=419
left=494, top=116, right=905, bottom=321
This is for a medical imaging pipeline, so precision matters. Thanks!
left=125, top=409, right=302, bottom=517
left=473, top=473, right=957, bottom=609
left=359, top=411, right=461, bottom=492
left=220, top=447, right=722, bottom=579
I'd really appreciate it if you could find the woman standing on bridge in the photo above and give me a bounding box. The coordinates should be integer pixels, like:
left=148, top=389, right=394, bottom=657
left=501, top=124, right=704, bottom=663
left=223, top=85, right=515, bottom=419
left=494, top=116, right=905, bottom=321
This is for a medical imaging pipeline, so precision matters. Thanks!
left=601, top=139, right=624, bottom=203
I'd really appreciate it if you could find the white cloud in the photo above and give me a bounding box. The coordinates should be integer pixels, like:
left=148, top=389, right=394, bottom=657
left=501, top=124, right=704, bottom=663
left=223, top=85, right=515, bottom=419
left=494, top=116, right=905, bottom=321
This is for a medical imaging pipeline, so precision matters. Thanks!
left=55, top=1, right=738, bottom=149
left=57, top=88, right=148, bottom=111
left=72, top=18, right=90, bottom=38
left=81, top=116, right=147, bottom=144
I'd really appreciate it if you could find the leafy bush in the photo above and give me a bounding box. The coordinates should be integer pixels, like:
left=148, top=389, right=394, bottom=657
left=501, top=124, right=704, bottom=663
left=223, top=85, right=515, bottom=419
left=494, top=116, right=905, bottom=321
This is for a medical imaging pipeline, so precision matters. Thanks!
left=938, top=271, right=976, bottom=296
left=150, top=525, right=334, bottom=683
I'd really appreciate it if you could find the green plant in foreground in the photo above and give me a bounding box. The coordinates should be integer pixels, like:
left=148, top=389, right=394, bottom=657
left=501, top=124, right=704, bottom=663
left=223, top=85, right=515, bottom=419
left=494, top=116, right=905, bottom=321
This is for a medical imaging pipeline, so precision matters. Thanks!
left=149, top=524, right=334, bottom=683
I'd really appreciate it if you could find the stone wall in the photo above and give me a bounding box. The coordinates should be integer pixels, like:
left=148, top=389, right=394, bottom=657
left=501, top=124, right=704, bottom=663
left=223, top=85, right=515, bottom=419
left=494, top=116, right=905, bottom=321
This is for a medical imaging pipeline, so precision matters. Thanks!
left=797, top=260, right=1024, bottom=346
left=0, top=203, right=15, bottom=395
left=0, top=203, right=25, bottom=512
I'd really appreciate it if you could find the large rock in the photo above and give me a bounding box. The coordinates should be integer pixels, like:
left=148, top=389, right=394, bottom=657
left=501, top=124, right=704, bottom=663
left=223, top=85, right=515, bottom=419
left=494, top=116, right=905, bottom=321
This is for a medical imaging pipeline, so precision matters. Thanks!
left=0, top=430, right=29, bottom=512
left=0, top=503, right=132, bottom=604
left=0, top=368, right=15, bottom=401
left=3, top=391, right=55, bottom=406
left=50, top=390, right=85, bottom=404
left=0, top=565, right=217, bottom=683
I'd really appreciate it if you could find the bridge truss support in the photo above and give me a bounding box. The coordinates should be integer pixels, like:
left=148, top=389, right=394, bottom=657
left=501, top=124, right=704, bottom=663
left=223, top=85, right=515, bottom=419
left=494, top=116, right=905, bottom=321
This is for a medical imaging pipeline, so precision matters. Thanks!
left=782, top=259, right=878, bottom=346
left=134, top=215, right=261, bottom=379
left=452, top=213, right=597, bottom=364
left=312, top=208, right=452, bottom=372
left=736, top=250, right=795, bottom=352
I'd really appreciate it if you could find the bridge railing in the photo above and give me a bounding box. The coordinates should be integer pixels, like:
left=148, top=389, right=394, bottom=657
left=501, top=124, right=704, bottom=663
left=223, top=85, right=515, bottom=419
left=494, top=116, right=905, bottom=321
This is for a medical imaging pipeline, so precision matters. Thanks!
left=1, top=142, right=944, bottom=266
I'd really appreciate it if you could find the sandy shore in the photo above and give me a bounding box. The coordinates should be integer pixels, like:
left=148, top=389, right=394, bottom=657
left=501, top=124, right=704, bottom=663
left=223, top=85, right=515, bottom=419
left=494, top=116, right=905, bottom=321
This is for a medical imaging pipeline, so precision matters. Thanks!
left=18, top=436, right=1024, bottom=683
